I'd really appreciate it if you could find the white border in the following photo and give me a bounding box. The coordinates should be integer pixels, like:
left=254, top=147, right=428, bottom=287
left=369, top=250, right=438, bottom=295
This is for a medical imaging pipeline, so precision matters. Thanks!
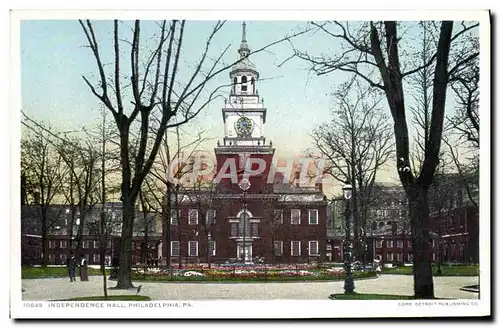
left=9, top=7, right=491, bottom=319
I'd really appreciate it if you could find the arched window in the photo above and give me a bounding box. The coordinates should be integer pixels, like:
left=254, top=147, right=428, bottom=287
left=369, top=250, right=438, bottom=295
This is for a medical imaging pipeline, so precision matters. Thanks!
left=241, top=75, right=248, bottom=92
left=233, top=77, right=237, bottom=93
left=379, top=221, right=385, bottom=228
left=251, top=77, right=256, bottom=93
left=239, top=212, right=250, bottom=236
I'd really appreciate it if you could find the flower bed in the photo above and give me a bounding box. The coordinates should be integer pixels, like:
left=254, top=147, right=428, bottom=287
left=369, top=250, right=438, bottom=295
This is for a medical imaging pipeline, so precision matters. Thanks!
left=130, top=266, right=360, bottom=282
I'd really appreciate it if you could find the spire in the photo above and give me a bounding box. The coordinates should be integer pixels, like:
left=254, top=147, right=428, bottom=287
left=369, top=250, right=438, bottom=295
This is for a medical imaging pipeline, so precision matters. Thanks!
left=242, top=21, right=247, bottom=42
left=238, top=21, right=250, bottom=58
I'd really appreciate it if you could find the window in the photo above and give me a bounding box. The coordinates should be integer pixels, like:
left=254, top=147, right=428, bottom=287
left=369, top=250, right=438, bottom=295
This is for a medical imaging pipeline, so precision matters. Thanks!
left=59, top=253, right=67, bottom=262
left=107, top=240, right=112, bottom=249
left=375, top=240, right=383, bottom=248
left=230, top=223, right=237, bottom=237
left=209, top=241, right=216, bottom=256
left=308, top=209, right=318, bottom=225
left=206, top=210, right=216, bottom=226
left=83, top=240, right=89, bottom=249
left=291, top=209, right=301, bottom=225
left=49, top=240, right=56, bottom=249
left=251, top=223, right=258, bottom=237
left=387, top=253, right=394, bottom=262
left=274, top=210, right=283, bottom=224
left=396, top=253, right=403, bottom=262
left=407, top=240, right=412, bottom=248
left=274, top=241, right=283, bottom=256
left=171, top=241, right=180, bottom=257
left=48, top=254, right=54, bottom=262
left=93, top=253, right=100, bottom=263
left=397, top=240, right=403, bottom=248
left=239, top=213, right=250, bottom=237
left=408, top=252, right=413, bottom=262
left=188, top=241, right=198, bottom=257
left=291, top=241, right=301, bottom=256
left=309, top=241, right=319, bottom=256
left=60, top=240, right=67, bottom=248
left=93, top=240, right=98, bottom=249
left=387, top=240, right=393, bottom=248
left=188, top=209, right=198, bottom=225
left=432, top=252, right=436, bottom=261
left=171, top=209, right=179, bottom=225
left=241, top=75, right=247, bottom=91
left=432, top=240, right=436, bottom=248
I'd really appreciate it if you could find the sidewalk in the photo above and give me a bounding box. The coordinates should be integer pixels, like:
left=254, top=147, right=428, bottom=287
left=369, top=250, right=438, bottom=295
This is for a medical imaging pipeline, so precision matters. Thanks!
left=20, top=274, right=479, bottom=301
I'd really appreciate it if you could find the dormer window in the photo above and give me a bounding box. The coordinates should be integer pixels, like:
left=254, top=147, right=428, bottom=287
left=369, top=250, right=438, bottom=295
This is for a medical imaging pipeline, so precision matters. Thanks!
left=241, top=75, right=247, bottom=92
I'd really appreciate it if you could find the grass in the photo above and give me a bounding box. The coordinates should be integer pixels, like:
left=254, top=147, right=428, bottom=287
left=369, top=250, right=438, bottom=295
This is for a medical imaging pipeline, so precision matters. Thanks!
left=22, top=266, right=110, bottom=279
left=381, top=264, right=479, bottom=276
left=57, top=295, right=151, bottom=301
left=329, top=293, right=416, bottom=300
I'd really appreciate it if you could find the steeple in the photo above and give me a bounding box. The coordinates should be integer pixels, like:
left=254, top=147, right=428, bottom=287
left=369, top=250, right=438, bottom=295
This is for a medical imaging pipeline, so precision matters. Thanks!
left=238, top=21, right=250, bottom=58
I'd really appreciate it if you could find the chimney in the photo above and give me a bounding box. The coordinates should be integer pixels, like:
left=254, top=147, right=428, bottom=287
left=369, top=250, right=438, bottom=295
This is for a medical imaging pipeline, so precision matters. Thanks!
left=294, top=171, right=300, bottom=187
left=391, top=222, right=397, bottom=235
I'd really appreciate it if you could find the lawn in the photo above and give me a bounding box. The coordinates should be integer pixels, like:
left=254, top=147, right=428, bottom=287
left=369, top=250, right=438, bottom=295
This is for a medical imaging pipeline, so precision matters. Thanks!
left=381, top=264, right=479, bottom=276
left=22, top=266, right=377, bottom=282
left=329, top=293, right=415, bottom=300
left=57, top=295, right=151, bottom=301
left=22, top=266, right=110, bottom=279
left=129, top=270, right=377, bottom=283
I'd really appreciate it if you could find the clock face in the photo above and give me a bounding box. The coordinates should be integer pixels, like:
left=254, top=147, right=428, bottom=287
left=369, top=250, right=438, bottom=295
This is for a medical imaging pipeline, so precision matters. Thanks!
left=235, top=116, right=253, bottom=137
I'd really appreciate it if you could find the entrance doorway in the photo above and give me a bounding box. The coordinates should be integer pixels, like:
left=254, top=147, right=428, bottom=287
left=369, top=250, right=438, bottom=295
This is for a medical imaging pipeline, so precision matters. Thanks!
left=237, top=243, right=253, bottom=263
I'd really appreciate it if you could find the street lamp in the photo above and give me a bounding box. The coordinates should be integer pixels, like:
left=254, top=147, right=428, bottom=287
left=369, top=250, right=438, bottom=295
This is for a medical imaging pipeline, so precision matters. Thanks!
left=342, top=182, right=355, bottom=294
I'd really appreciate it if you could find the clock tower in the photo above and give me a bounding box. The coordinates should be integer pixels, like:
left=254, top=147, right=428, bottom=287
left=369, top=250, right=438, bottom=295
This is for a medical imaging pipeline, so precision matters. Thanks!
left=215, top=22, right=275, bottom=192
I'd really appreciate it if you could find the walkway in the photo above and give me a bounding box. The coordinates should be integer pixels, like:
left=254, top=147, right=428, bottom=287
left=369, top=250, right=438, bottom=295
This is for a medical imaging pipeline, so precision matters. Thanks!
left=21, top=275, right=479, bottom=301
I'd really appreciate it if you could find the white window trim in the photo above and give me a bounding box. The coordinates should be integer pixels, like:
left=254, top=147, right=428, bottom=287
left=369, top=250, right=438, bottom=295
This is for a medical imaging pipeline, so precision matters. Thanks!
left=291, top=209, right=301, bottom=225
left=387, top=240, right=393, bottom=248
left=188, top=209, right=199, bottom=225
left=387, top=253, right=394, bottom=261
left=291, top=241, right=301, bottom=256
left=171, top=241, right=180, bottom=257
left=60, top=240, right=66, bottom=248
left=274, top=210, right=284, bottom=224
left=93, top=253, right=100, bottom=263
left=274, top=241, right=283, bottom=256
left=209, top=240, right=216, bottom=256
left=397, top=240, right=404, bottom=248
left=308, top=209, right=319, bottom=225
left=206, top=210, right=216, bottom=225
left=188, top=241, right=198, bottom=257
left=49, top=240, right=55, bottom=249
left=375, top=240, right=382, bottom=248
left=308, top=240, right=319, bottom=256
left=83, top=240, right=89, bottom=249
left=171, top=209, right=179, bottom=225
left=93, top=240, right=98, bottom=249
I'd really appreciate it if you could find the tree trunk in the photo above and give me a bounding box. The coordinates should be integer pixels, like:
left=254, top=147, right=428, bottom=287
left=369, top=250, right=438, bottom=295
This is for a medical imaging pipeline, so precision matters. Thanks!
left=408, top=184, right=434, bottom=298
left=115, top=195, right=136, bottom=289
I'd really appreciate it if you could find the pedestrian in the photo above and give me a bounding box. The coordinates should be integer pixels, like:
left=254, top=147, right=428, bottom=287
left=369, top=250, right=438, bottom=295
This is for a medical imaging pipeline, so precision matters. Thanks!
left=79, top=254, right=89, bottom=281
left=67, top=253, right=77, bottom=282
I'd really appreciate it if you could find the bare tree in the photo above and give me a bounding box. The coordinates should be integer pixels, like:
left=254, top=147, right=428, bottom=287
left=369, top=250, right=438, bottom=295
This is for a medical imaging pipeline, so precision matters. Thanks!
left=79, top=20, right=311, bottom=288
left=21, top=121, right=67, bottom=266
left=291, top=20, right=478, bottom=298
left=310, top=80, right=393, bottom=261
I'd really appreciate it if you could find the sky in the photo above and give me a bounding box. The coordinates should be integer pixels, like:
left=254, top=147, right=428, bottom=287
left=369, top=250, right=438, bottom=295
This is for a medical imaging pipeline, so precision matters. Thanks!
left=19, top=19, right=476, bottom=196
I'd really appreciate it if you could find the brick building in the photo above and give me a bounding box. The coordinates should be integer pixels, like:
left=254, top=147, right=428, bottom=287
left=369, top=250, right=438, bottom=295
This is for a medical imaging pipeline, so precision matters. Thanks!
left=159, top=23, right=328, bottom=265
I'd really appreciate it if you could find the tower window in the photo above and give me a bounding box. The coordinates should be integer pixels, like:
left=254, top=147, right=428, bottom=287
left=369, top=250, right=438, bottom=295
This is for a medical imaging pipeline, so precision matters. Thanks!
left=241, top=75, right=247, bottom=91
left=233, top=77, right=237, bottom=93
